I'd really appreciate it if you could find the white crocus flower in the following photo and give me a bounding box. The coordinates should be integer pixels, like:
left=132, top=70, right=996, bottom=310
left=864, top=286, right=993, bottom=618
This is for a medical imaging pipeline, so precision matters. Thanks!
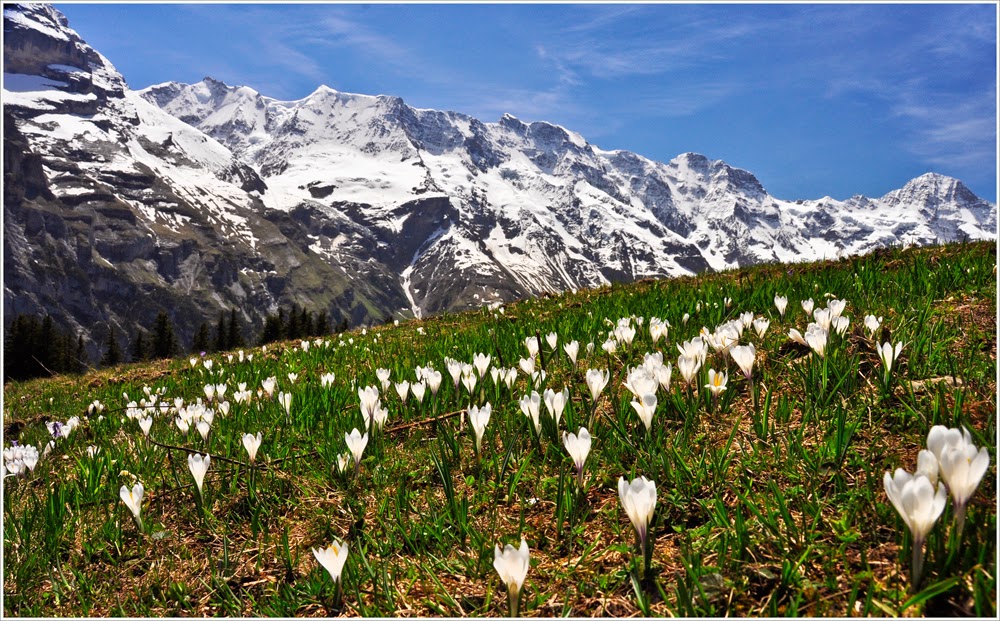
left=261, top=376, right=276, bottom=398
left=445, top=358, right=463, bottom=388
left=563, top=340, right=579, bottom=365
left=827, top=298, right=846, bottom=319
left=916, top=449, right=939, bottom=486
left=623, top=366, right=657, bottom=399
left=804, top=324, right=828, bottom=358
left=504, top=368, right=518, bottom=390
left=927, top=425, right=990, bottom=538
left=518, top=356, right=535, bottom=377
left=278, top=391, right=292, bottom=418
left=120, top=481, right=145, bottom=531
left=801, top=298, right=814, bottom=318
left=493, top=539, right=530, bottom=617
left=863, top=315, right=882, bottom=338
left=426, top=370, right=443, bottom=395
left=618, top=476, right=657, bottom=567
left=563, top=427, right=592, bottom=486
left=461, top=368, right=478, bottom=395
left=812, top=308, right=832, bottom=332
left=376, top=368, right=391, bottom=391
left=546, top=332, right=558, bottom=350
left=705, top=369, right=728, bottom=397
left=242, top=432, right=262, bottom=463
left=542, top=387, right=569, bottom=427
left=519, top=392, right=542, bottom=434
left=336, top=452, right=352, bottom=474
left=729, top=344, right=756, bottom=381
left=677, top=354, right=701, bottom=387
left=831, top=315, right=850, bottom=336
left=630, top=393, right=657, bottom=432
left=883, top=468, right=947, bottom=587
left=524, top=336, right=539, bottom=359
left=468, top=403, right=492, bottom=455
left=345, top=428, right=368, bottom=471
left=371, top=404, right=389, bottom=430
left=788, top=328, right=807, bottom=347
left=774, top=295, right=788, bottom=318
left=196, top=420, right=211, bottom=441
left=585, top=369, right=609, bottom=402
left=473, top=352, right=491, bottom=378
left=395, top=380, right=410, bottom=404
left=411, top=381, right=426, bottom=403
left=313, top=540, right=349, bottom=585
left=188, top=453, right=210, bottom=500
left=877, top=342, right=904, bottom=378
left=752, top=317, right=770, bottom=339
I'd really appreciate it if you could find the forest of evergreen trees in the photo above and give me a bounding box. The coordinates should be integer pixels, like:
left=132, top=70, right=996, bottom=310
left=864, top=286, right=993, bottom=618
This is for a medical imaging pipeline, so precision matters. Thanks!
left=3, top=305, right=343, bottom=382
left=3, top=314, right=87, bottom=381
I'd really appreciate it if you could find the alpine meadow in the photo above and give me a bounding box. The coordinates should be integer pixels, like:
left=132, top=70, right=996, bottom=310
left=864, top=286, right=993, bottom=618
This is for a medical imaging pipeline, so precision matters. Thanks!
left=2, top=3, right=997, bottom=618
left=3, top=242, right=996, bottom=616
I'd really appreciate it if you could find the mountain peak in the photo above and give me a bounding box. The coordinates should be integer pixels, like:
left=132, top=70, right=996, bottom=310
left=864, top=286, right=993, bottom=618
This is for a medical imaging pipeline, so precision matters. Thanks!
left=4, top=3, right=126, bottom=98
left=906, top=171, right=958, bottom=186
left=4, top=3, right=71, bottom=38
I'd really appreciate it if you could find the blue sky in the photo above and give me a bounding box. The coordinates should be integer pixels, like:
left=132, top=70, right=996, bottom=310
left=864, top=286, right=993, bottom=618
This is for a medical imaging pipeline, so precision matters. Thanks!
left=54, top=2, right=997, bottom=202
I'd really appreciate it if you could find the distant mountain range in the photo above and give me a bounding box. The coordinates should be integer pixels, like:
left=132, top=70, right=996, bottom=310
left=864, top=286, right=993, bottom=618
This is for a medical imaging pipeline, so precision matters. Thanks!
left=4, top=4, right=995, bottom=359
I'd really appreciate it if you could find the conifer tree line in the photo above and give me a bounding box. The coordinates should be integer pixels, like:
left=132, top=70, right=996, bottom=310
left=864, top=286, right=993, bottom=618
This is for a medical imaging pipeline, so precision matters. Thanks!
left=4, top=305, right=340, bottom=382
left=3, top=314, right=86, bottom=381
left=258, top=304, right=335, bottom=345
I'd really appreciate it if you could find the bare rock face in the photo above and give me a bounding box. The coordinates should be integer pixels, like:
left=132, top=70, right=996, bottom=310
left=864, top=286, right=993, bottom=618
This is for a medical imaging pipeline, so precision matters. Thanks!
left=4, top=3, right=996, bottom=360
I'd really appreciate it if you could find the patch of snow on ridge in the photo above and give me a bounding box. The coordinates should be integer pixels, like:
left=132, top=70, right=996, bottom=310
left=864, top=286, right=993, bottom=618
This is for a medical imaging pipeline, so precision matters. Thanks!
left=400, top=265, right=421, bottom=319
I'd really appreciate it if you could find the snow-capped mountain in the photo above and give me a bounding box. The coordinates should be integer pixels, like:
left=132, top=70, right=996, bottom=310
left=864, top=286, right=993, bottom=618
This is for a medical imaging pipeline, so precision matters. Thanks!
left=4, top=4, right=995, bottom=357
left=139, top=76, right=997, bottom=310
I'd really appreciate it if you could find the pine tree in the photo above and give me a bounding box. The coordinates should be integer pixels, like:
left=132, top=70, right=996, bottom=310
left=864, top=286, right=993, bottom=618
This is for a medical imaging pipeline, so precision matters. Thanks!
left=300, top=306, right=313, bottom=337
left=132, top=330, right=150, bottom=362
left=38, top=315, right=57, bottom=373
left=4, top=314, right=39, bottom=380
left=260, top=314, right=282, bottom=345
left=228, top=308, right=244, bottom=348
left=101, top=326, right=123, bottom=367
left=73, top=335, right=87, bottom=374
left=215, top=311, right=228, bottom=352
left=152, top=311, right=178, bottom=359
left=286, top=305, right=301, bottom=340
left=192, top=322, right=211, bottom=354
left=315, top=311, right=329, bottom=336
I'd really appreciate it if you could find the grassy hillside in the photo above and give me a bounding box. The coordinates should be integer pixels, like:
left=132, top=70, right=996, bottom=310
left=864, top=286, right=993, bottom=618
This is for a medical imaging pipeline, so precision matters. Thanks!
left=3, top=241, right=996, bottom=617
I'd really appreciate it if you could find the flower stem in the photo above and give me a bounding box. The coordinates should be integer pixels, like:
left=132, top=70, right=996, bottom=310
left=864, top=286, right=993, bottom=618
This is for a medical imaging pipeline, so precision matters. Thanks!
left=955, top=503, right=968, bottom=544
left=911, top=536, right=925, bottom=590
left=642, top=529, right=653, bottom=578
left=508, top=585, right=520, bottom=617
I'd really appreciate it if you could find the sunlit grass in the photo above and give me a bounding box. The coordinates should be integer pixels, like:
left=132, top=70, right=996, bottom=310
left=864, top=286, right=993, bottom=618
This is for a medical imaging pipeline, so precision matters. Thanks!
left=3, top=241, right=995, bottom=617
